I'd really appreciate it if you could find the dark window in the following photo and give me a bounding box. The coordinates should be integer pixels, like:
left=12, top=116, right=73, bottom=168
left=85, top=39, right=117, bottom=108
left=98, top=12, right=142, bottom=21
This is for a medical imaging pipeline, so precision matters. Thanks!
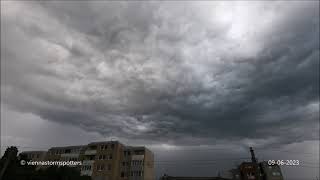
left=121, top=172, right=125, bottom=177
left=97, top=164, right=105, bottom=171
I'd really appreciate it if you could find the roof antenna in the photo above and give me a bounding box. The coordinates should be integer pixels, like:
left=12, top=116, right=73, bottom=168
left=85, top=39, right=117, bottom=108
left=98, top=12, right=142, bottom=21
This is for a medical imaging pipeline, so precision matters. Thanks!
left=250, top=147, right=257, bottom=163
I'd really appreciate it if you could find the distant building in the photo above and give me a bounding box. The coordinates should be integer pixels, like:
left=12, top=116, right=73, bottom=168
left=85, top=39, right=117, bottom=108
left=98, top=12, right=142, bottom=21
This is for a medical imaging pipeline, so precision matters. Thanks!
left=19, top=141, right=154, bottom=180
left=229, top=168, right=241, bottom=180
left=160, top=175, right=230, bottom=180
left=19, top=151, right=47, bottom=161
left=229, top=148, right=284, bottom=180
left=239, top=162, right=262, bottom=180
left=259, top=162, right=283, bottom=180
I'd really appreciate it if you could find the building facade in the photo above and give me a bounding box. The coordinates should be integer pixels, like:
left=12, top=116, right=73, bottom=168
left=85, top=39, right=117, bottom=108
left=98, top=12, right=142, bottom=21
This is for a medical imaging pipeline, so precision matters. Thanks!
left=19, top=141, right=154, bottom=180
left=46, top=145, right=85, bottom=162
left=239, top=162, right=262, bottom=180
left=160, top=175, right=230, bottom=180
left=120, top=146, right=154, bottom=180
left=19, top=151, right=47, bottom=161
left=83, top=141, right=124, bottom=180
left=259, top=162, right=283, bottom=180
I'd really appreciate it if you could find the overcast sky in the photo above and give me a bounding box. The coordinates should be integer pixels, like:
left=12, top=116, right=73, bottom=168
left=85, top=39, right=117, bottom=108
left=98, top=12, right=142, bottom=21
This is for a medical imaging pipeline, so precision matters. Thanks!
left=1, top=1, right=319, bottom=179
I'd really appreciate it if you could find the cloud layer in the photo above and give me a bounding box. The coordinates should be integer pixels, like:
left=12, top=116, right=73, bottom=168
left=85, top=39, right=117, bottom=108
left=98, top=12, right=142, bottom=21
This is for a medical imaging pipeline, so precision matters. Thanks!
left=1, top=1, right=319, bottom=149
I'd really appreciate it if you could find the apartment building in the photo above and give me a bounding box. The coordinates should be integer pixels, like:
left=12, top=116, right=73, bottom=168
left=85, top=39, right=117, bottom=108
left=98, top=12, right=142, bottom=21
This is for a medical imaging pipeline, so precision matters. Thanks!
left=82, top=142, right=155, bottom=180
left=82, top=141, right=124, bottom=180
left=46, top=145, right=85, bottom=161
left=19, top=151, right=47, bottom=161
left=120, top=146, right=154, bottom=180
left=160, top=175, right=230, bottom=180
left=19, top=141, right=155, bottom=180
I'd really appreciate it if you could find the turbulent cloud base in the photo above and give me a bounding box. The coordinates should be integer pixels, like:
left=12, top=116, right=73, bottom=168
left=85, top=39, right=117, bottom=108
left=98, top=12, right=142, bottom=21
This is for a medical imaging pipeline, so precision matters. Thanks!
left=1, top=2, right=319, bottom=178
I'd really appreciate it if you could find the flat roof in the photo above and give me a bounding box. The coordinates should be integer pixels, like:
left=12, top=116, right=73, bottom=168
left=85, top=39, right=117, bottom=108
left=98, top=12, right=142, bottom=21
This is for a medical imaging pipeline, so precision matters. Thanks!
left=88, top=140, right=122, bottom=145
left=162, top=176, right=229, bottom=180
left=20, top=151, right=47, bottom=154
left=48, top=145, right=86, bottom=150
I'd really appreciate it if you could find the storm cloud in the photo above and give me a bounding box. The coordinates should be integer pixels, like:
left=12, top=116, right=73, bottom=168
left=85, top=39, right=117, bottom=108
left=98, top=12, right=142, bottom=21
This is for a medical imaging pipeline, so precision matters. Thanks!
left=1, top=1, right=319, bottom=178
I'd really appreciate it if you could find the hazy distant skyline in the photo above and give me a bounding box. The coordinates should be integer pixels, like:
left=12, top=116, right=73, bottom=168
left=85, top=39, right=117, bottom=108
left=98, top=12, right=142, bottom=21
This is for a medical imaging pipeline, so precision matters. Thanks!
left=1, top=1, right=319, bottom=179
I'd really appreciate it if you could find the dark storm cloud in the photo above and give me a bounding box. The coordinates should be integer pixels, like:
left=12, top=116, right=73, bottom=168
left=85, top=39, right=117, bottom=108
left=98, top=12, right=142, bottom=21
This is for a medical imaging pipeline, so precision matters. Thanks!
left=1, top=1, right=319, bottom=148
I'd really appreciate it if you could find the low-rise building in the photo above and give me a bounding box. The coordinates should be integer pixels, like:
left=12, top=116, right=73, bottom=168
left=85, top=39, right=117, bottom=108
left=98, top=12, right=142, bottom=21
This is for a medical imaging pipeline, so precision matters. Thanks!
left=120, top=146, right=154, bottom=180
left=239, top=162, right=262, bottom=180
left=84, top=141, right=124, bottom=180
left=19, top=151, right=47, bottom=161
left=46, top=145, right=85, bottom=162
left=160, top=175, right=230, bottom=180
left=20, top=141, right=155, bottom=180
left=259, top=162, right=283, bottom=180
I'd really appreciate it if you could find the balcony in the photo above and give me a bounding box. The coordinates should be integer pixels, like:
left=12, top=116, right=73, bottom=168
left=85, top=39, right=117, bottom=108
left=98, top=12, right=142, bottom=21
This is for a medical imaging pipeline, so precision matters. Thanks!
left=82, top=160, right=94, bottom=165
left=131, top=155, right=144, bottom=160
left=84, top=149, right=97, bottom=155
left=80, top=170, right=92, bottom=176
left=61, top=153, right=80, bottom=158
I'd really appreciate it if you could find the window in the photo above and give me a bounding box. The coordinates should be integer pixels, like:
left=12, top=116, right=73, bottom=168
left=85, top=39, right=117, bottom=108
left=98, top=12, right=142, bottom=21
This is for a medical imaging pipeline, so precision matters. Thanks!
left=272, top=172, right=281, bottom=176
left=108, top=164, right=111, bottom=170
left=109, top=155, right=112, bottom=160
left=122, top=162, right=126, bottom=166
left=82, top=166, right=92, bottom=171
left=121, top=172, right=125, bottom=177
left=129, top=171, right=142, bottom=177
left=111, top=144, right=115, bottom=149
left=97, top=164, right=105, bottom=171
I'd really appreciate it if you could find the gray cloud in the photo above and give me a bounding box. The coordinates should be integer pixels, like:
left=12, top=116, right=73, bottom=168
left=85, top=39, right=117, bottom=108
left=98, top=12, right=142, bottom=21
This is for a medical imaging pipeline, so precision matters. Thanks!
left=1, top=0, right=319, bottom=154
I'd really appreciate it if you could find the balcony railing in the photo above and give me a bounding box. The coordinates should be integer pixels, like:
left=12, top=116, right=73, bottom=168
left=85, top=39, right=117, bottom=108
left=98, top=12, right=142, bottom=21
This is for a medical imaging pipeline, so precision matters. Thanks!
left=82, top=160, right=94, bottom=165
left=84, top=150, right=97, bottom=155
left=60, top=153, right=80, bottom=158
